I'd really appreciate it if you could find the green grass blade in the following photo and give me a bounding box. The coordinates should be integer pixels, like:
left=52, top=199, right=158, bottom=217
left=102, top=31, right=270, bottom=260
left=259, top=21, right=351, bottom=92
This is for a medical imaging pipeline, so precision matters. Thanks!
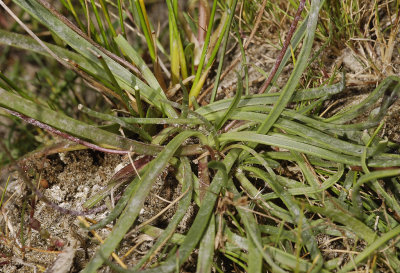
left=12, top=0, right=177, bottom=117
left=89, top=0, right=111, bottom=50
left=215, top=72, right=242, bottom=130
left=221, top=131, right=400, bottom=167
left=197, top=77, right=345, bottom=116
left=255, top=164, right=344, bottom=200
left=98, top=0, right=117, bottom=37
left=132, top=0, right=155, bottom=61
left=188, top=0, right=218, bottom=102
left=64, top=0, right=86, bottom=32
left=219, top=131, right=360, bottom=165
left=325, top=76, right=400, bottom=123
left=114, top=35, right=164, bottom=95
left=306, top=203, right=377, bottom=244
left=0, top=89, right=161, bottom=155
left=339, top=225, right=400, bottom=272
left=133, top=157, right=193, bottom=270
left=180, top=80, right=189, bottom=118
left=134, top=85, right=145, bottom=118
left=352, top=169, right=400, bottom=219
left=169, top=8, right=180, bottom=85
left=116, top=0, right=126, bottom=37
left=244, top=166, right=323, bottom=272
left=196, top=215, right=215, bottom=273
left=0, top=30, right=105, bottom=80
left=267, top=246, right=331, bottom=273
left=0, top=71, right=31, bottom=99
left=90, top=50, right=137, bottom=116
left=218, top=108, right=388, bottom=135
left=274, top=119, right=372, bottom=156
left=137, top=149, right=241, bottom=273
left=257, top=0, right=321, bottom=135
left=166, top=0, right=187, bottom=84
left=120, top=117, right=202, bottom=125
left=227, top=187, right=264, bottom=272
left=209, top=0, right=238, bottom=103
left=204, top=0, right=237, bottom=71
left=82, top=131, right=204, bottom=273
left=240, top=209, right=273, bottom=272
left=161, top=99, right=220, bottom=150
left=78, top=104, right=151, bottom=141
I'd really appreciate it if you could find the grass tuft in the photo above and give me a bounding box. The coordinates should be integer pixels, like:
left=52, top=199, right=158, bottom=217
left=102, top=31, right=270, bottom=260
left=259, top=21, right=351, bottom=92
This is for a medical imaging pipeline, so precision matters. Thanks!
left=1, top=0, right=400, bottom=272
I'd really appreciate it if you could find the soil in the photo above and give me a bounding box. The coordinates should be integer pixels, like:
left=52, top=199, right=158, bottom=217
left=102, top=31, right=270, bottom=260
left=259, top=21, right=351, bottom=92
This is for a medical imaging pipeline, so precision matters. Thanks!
left=1, top=151, right=122, bottom=272
left=0, top=149, right=196, bottom=272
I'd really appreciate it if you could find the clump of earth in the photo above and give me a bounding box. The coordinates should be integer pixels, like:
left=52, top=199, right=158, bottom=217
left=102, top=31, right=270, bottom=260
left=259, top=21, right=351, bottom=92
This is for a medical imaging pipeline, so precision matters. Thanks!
left=0, top=150, right=194, bottom=272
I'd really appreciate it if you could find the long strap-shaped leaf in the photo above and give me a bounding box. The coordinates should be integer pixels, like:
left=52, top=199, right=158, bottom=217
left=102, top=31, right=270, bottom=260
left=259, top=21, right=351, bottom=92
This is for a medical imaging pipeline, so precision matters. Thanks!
left=196, top=76, right=345, bottom=116
left=0, top=89, right=162, bottom=155
left=306, top=203, right=377, bottom=244
left=12, top=0, right=177, bottom=118
left=249, top=164, right=344, bottom=200
left=338, top=225, right=400, bottom=273
left=114, top=35, right=163, bottom=93
left=256, top=0, right=321, bottom=135
left=137, top=149, right=240, bottom=273
left=325, top=76, right=400, bottom=123
left=246, top=167, right=323, bottom=272
left=219, top=131, right=400, bottom=167
left=196, top=214, right=215, bottom=273
left=132, top=157, right=193, bottom=270
left=227, top=180, right=284, bottom=273
left=81, top=131, right=206, bottom=273
left=0, top=30, right=104, bottom=78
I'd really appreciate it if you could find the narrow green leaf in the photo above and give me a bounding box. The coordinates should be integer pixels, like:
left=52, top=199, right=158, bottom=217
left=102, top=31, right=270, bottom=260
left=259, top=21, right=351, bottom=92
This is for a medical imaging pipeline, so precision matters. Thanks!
left=306, top=203, right=376, bottom=244
left=98, top=0, right=117, bottom=37
left=215, top=72, right=242, bottom=130
left=89, top=50, right=137, bottom=116
left=12, top=0, right=177, bottom=117
left=132, top=0, right=155, bottom=61
left=78, top=104, right=151, bottom=141
left=352, top=169, right=400, bottom=219
left=180, top=79, right=189, bottom=118
left=121, top=116, right=202, bottom=125
left=133, top=157, right=193, bottom=270
left=219, top=131, right=360, bottom=165
left=209, top=0, right=238, bottom=103
left=339, top=225, right=400, bottom=272
left=325, top=76, right=400, bottom=123
left=254, top=164, right=344, bottom=200
left=256, top=0, right=321, bottom=135
left=82, top=131, right=204, bottom=273
left=137, top=149, right=241, bottom=273
left=0, top=89, right=162, bottom=155
left=89, top=0, right=111, bottom=49
left=196, top=215, right=215, bottom=273
left=114, top=35, right=163, bottom=94
left=244, top=166, right=323, bottom=272
left=188, top=0, right=218, bottom=102
left=117, top=0, right=126, bottom=37
left=197, top=78, right=345, bottom=117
